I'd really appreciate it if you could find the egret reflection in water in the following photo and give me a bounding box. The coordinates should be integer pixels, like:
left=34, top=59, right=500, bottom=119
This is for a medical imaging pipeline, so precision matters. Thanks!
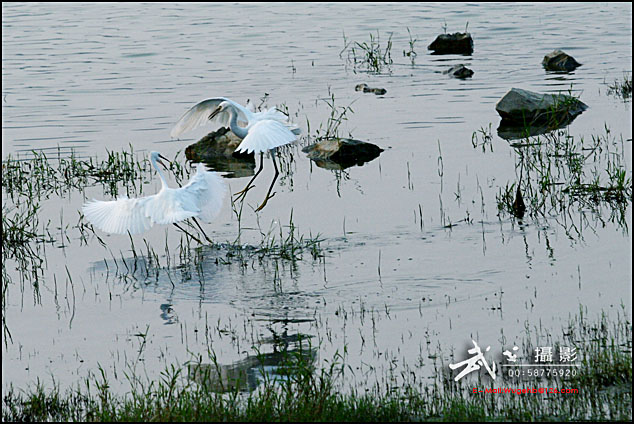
left=188, top=332, right=316, bottom=393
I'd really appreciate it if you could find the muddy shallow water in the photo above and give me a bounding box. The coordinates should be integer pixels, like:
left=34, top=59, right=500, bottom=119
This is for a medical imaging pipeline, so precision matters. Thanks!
left=2, top=3, right=632, bottom=393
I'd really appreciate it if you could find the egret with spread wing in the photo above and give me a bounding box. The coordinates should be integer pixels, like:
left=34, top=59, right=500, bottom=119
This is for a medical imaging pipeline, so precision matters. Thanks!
left=171, top=97, right=299, bottom=211
left=82, top=151, right=227, bottom=240
left=170, top=97, right=299, bottom=139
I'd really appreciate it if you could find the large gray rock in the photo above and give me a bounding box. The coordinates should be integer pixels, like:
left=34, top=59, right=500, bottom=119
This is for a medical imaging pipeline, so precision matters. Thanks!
left=542, top=50, right=581, bottom=72
left=428, top=32, right=474, bottom=54
left=495, top=88, right=588, bottom=126
left=302, top=138, right=383, bottom=170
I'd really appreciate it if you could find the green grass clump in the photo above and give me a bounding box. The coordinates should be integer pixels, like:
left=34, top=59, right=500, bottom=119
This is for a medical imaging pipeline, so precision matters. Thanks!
left=3, top=311, right=631, bottom=422
left=607, top=74, right=632, bottom=100
left=1, top=145, right=169, bottom=200
left=341, top=30, right=393, bottom=74
left=497, top=126, right=632, bottom=227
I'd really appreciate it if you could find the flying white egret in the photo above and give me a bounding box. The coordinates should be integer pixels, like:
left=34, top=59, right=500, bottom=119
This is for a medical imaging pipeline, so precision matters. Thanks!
left=171, top=97, right=299, bottom=211
left=82, top=151, right=227, bottom=240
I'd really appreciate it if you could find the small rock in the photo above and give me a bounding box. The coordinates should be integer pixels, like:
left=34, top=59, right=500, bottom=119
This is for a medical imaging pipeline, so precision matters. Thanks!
left=495, top=88, right=588, bottom=125
left=542, top=49, right=581, bottom=72
left=355, top=83, right=387, bottom=95
left=428, top=32, right=474, bottom=55
left=443, top=64, right=474, bottom=79
left=302, top=138, right=383, bottom=170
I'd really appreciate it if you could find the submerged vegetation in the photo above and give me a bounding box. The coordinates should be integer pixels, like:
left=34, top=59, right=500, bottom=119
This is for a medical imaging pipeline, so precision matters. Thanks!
left=2, top=310, right=630, bottom=421
left=492, top=125, right=632, bottom=230
left=341, top=30, right=394, bottom=74
left=2, top=147, right=157, bottom=200
left=606, top=74, right=632, bottom=100
left=310, top=90, right=355, bottom=142
left=402, top=27, right=418, bottom=64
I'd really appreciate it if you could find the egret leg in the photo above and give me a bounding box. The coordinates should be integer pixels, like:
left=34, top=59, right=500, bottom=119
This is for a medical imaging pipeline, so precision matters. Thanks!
left=173, top=223, right=202, bottom=244
left=254, top=152, right=279, bottom=212
left=233, top=152, right=264, bottom=201
left=191, top=217, right=213, bottom=244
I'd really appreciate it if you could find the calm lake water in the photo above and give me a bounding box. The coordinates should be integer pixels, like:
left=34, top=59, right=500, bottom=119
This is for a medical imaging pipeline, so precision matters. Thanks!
left=2, top=2, right=632, bottom=393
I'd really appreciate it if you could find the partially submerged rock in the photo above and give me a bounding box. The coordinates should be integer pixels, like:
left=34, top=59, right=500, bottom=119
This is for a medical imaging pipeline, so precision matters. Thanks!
left=542, top=49, right=581, bottom=72
left=185, top=127, right=253, bottom=160
left=185, top=127, right=255, bottom=178
left=428, top=32, right=473, bottom=55
left=443, top=64, right=474, bottom=79
left=302, top=138, right=383, bottom=170
left=355, top=83, right=387, bottom=95
left=495, top=88, right=588, bottom=126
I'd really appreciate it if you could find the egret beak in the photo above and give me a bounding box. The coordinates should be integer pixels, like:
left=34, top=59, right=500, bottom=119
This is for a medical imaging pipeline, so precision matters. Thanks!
left=208, top=106, right=222, bottom=120
left=157, top=154, right=171, bottom=169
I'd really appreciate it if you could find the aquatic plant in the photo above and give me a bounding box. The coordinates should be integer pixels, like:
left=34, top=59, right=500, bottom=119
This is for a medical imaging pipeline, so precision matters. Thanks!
left=2, top=146, right=156, bottom=200
left=402, top=27, right=417, bottom=64
left=471, top=123, right=494, bottom=153
left=606, top=74, right=632, bottom=100
left=342, top=30, right=393, bottom=74
left=312, top=90, right=355, bottom=141
left=2, top=310, right=630, bottom=421
left=496, top=125, right=632, bottom=228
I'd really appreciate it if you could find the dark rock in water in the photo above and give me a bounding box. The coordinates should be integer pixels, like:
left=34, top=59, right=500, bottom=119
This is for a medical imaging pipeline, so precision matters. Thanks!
left=185, top=127, right=253, bottom=160
left=542, top=49, right=581, bottom=72
left=355, top=83, right=387, bottom=95
left=443, top=64, right=474, bottom=78
left=495, top=88, right=588, bottom=127
left=302, top=138, right=383, bottom=170
left=185, top=127, right=255, bottom=178
left=428, top=32, right=473, bottom=55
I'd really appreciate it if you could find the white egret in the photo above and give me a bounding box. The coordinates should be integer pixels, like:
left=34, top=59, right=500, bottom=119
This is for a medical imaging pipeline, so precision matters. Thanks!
left=171, top=97, right=299, bottom=211
left=82, top=151, right=227, bottom=240
left=170, top=97, right=300, bottom=139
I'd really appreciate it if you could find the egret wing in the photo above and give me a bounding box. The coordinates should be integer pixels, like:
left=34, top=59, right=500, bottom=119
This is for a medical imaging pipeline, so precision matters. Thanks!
left=141, top=189, right=198, bottom=225
left=261, top=107, right=301, bottom=134
left=179, top=164, right=228, bottom=222
left=234, top=119, right=297, bottom=154
left=83, top=195, right=154, bottom=234
left=146, top=164, right=227, bottom=225
left=170, top=97, right=250, bottom=138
